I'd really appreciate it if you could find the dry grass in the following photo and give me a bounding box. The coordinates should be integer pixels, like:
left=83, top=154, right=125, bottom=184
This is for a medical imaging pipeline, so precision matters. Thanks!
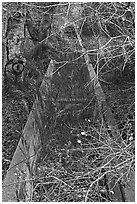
left=31, top=115, right=134, bottom=202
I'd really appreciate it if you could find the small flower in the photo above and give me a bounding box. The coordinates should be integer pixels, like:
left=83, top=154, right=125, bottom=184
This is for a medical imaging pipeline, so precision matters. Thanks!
left=37, top=167, right=41, bottom=171
left=129, top=136, right=133, bottom=141
left=77, top=139, right=82, bottom=144
left=110, top=190, right=114, bottom=194
left=67, top=141, right=71, bottom=147
left=100, top=187, right=107, bottom=193
left=128, top=123, right=132, bottom=127
left=67, top=149, right=70, bottom=154
left=77, top=193, right=82, bottom=198
left=107, top=125, right=111, bottom=130
left=81, top=131, right=86, bottom=136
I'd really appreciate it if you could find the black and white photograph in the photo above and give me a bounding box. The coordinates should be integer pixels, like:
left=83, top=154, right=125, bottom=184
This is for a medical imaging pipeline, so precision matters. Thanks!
left=2, top=2, right=135, bottom=202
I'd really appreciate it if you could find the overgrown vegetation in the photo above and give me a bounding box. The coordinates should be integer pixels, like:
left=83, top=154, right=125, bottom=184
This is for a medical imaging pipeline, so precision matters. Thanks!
left=2, top=2, right=134, bottom=202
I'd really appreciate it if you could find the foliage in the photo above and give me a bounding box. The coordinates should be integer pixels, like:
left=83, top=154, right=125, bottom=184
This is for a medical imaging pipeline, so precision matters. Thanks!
left=2, top=2, right=134, bottom=202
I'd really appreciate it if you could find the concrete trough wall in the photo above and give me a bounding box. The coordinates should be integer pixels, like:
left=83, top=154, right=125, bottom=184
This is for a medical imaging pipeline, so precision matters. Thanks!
left=2, top=60, right=55, bottom=202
